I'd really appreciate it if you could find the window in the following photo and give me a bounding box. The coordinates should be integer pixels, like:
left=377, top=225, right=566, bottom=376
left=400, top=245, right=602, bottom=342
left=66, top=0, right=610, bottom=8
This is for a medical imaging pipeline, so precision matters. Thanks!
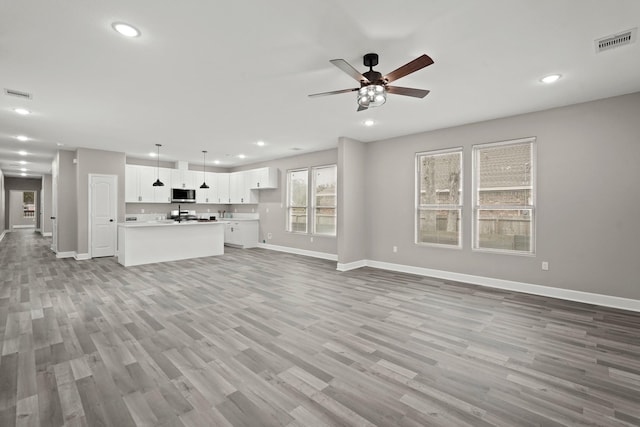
left=473, top=137, right=535, bottom=254
left=286, top=168, right=308, bottom=233
left=312, top=165, right=337, bottom=236
left=416, top=148, right=462, bottom=247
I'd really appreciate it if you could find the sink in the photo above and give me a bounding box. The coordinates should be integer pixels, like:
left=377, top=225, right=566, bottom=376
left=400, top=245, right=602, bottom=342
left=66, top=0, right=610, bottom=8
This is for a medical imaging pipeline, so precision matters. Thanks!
left=147, top=219, right=176, bottom=224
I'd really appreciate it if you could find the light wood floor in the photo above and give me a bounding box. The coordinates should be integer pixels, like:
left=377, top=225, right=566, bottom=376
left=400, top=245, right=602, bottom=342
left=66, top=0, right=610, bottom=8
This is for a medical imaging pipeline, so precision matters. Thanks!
left=1, top=230, right=639, bottom=426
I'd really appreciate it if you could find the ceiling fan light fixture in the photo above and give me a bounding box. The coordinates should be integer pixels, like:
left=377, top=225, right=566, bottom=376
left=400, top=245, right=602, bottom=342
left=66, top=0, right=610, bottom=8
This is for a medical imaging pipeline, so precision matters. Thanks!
left=358, top=85, right=386, bottom=108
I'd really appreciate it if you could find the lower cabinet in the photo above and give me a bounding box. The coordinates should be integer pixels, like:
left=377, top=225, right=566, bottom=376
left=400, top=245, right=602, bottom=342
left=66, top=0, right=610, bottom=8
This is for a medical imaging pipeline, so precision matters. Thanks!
left=223, top=220, right=258, bottom=248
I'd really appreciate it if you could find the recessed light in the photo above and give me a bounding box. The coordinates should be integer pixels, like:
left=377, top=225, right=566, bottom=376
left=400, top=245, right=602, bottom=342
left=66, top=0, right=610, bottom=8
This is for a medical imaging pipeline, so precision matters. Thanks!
left=112, top=22, right=140, bottom=37
left=149, top=152, right=157, bottom=157
left=256, top=140, right=265, bottom=147
left=14, top=108, right=30, bottom=115
left=541, top=74, right=561, bottom=84
left=20, top=168, right=27, bottom=172
left=363, top=119, right=375, bottom=127
left=56, top=142, right=64, bottom=146
left=18, top=150, right=28, bottom=156
left=213, top=160, right=220, bottom=165
left=16, top=135, right=29, bottom=141
left=19, top=161, right=27, bottom=165
left=238, top=154, right=246, bottom=159
left=21, top=173, right=27, bottom=177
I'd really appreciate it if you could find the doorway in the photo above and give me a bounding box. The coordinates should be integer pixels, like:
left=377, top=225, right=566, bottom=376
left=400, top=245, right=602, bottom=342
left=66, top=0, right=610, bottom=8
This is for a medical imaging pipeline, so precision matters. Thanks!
left=9, top=190, right=38, bottom=230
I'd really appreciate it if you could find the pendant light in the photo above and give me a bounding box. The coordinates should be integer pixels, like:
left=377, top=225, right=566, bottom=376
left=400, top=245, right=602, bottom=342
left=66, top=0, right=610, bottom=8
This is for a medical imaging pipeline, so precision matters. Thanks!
left=152, top=144, right=164, bottom=186
left=199, top=150, right=209, bottom=189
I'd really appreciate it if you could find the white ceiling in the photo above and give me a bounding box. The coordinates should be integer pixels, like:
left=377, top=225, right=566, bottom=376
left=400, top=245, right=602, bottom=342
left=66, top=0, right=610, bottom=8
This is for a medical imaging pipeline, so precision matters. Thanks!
left=1, top=1, right=639, bottom=178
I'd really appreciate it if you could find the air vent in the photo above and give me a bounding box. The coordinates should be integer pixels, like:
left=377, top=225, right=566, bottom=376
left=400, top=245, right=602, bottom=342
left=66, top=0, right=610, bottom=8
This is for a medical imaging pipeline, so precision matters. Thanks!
left=4, top=88, right=33, bottom=99
left=595, top=28, right=637, bottom=53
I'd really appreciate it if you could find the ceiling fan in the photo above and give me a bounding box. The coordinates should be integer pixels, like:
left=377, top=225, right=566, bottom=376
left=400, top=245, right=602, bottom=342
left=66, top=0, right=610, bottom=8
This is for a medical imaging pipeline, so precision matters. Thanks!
left=308, top=53, right=434, bottom=111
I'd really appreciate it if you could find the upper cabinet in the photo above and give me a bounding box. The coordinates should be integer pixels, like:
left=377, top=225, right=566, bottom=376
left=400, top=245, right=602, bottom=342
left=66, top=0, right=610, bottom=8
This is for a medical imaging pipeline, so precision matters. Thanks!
left=126, top=165, right=171, bottom=203
left=248, top=167, right=278, bottom=189
left=171, top=169, right=198, bottom=189
left=126, top=164, right=278, bottom=204
left=216, top=173, right=230, bottom=204
left=229, top=171, right=258, bottom=204
left=195, top=171, right=217, bottom=204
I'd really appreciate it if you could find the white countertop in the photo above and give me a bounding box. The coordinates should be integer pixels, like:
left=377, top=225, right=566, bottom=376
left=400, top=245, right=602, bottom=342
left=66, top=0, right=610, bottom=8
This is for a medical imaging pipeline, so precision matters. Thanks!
left=119, top=220, right=225, bottom=228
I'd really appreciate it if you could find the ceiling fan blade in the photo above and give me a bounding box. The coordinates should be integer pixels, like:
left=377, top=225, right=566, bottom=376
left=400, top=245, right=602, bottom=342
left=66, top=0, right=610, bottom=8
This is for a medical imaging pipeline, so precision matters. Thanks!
left=308, top=88, right=358, bottom=98
left=386, top=86, right=430, bottom=98
left=330, top=59, right=370, bottom=83
left=357, top=104, right=368, bottom=112
left=383, top=54, right=434, bottom=84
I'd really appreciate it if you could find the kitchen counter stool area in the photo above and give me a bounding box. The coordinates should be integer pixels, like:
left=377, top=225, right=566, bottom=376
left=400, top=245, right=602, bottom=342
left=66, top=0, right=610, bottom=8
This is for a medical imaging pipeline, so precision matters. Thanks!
left=117, top=221, right=225, bottom=267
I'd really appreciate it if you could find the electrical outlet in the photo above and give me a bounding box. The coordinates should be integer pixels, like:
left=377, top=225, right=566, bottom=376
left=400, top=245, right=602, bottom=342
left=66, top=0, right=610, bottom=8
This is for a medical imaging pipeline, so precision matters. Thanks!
left=141, top=208, right=144, bottom=213
left=267, top=233, right=272, bottom=239
left=251, top=208, right=254, bottom=213
left=393, top=246, right=398, bottom=253
left=542, top=261, right=549, bottom=271
left=266, top=207, right=269, bottom=213
left=207, top=208, right=210, bottom=213
left=310, top=237, right=314, bottom=243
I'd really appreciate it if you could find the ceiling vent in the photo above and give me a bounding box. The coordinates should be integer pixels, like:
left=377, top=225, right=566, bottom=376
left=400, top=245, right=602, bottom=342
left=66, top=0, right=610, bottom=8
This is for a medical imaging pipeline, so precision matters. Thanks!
left=4, top=88, right=33, bottom=99
left=595, top=28, right=637, bottom=53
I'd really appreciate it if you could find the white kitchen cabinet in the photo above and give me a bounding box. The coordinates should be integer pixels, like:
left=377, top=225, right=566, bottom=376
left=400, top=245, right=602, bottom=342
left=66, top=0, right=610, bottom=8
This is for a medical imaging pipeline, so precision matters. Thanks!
left=195, top=171, right=214, bottom=204
left=230, top=171, right=258, bottom=204
left=171, top=169, right=198, bottom=189
left=217, top=173, right=230, bottom=204
left=126, top=165, right=171, bottom=203
left=248, top=167, right=278, bottom=189
left=224, top=220, right=258, bottom=248
left=125, top=165, right=139, bottom=203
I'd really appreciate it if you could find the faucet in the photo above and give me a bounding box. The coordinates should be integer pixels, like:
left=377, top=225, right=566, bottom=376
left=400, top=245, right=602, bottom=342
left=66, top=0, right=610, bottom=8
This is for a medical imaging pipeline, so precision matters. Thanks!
left=177, top=204, right=182, bottom=222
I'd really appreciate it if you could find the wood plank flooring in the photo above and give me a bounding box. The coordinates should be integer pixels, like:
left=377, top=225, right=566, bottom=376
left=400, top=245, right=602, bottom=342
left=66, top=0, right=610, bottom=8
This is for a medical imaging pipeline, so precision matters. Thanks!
left=1, top=229, right=639, bottom=426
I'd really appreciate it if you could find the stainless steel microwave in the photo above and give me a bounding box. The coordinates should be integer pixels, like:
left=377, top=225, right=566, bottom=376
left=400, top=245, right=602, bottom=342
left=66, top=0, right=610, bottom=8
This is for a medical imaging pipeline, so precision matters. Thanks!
left=171, top=188, right=196, bottom=203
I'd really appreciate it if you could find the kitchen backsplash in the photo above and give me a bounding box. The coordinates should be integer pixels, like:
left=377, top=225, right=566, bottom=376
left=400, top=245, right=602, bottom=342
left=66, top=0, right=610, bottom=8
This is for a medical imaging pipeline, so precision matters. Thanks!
left=124, top=211, right=259, bottom=222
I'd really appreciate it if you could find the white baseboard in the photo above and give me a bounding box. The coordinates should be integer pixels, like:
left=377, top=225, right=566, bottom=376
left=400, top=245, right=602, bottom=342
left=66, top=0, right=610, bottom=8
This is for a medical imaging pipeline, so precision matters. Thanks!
left=56, top=251, right=75, bottom=259
left=337, top=260, right=367, bottom=271
left=74, top=253, right=91, bottom=261
left=338, top=259, right=640, bottom=313
left=41, top=232, right=52, bottom=237
left=257, top=243, right=338, bottom=261
left=12, top=225, right=36, bottom=229
left=0, top=231, right=6, bottom=242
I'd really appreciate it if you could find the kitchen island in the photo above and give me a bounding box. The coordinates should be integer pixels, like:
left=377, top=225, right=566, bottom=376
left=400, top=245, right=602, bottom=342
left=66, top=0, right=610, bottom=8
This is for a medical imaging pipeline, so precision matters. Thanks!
left=117, top=221, right=225, bottom=267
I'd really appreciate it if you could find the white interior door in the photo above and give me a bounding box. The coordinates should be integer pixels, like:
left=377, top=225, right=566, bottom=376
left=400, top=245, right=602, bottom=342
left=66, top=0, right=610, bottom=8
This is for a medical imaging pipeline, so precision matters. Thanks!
left=90, top=174, right=117, bottom=258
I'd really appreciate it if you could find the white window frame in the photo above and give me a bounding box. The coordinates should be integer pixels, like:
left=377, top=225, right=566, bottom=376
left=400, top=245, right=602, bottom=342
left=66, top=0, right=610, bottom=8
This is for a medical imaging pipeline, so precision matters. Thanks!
left=286, top=167, right=309, bottom=233
left=415, top=147, right=463, bottom=248
left=311, top=164, right=337, bottom=236
left=472, top=137, right=536, bottom=255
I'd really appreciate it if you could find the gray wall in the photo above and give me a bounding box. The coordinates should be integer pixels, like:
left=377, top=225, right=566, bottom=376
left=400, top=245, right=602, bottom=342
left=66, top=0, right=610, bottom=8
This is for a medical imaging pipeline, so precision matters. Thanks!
left=337, top=137, right=367, bottom=264
left=4, top=177, right=42, bottom=230
left=233, top=149, right=338, bottom=255
left=41, top=174, right=53, bottom=235
left=365, top=92, right=640, bottom=300
left=76, top=148, right=126, bottom=255
left=56, top=151, right=77, bottom=253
